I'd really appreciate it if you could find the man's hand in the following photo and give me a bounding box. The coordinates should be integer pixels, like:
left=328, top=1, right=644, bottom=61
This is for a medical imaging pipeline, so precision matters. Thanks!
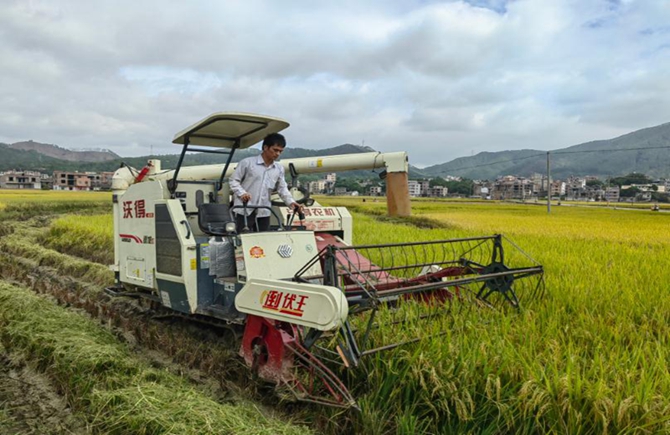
left=290, top=202, right=303, bottom=212
left=240, top=193, right=251, bottom=203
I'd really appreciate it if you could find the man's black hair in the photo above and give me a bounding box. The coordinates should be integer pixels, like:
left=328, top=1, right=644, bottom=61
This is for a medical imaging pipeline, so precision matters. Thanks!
left=262, top=133, right=286, bottom=149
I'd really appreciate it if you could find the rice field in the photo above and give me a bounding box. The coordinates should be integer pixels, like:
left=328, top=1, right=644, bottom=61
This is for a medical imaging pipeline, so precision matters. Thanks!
left=0, top=189, right=111, bottom=219
left=2, top=189, right=670, bottom=434
left=320, top=197, right=670, bottom=434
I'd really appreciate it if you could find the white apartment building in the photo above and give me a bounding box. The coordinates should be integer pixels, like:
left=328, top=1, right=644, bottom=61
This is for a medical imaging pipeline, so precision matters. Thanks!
left=408, top=180, right=421, bottom=197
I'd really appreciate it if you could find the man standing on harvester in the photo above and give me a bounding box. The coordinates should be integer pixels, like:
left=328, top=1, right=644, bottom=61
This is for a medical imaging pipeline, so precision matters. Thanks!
left=229, top=133, right=301, bottom=232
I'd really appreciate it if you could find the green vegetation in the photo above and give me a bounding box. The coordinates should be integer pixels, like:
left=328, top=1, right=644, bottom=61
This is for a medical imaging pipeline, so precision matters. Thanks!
left=609, top=172, right=653, bottom=186
left=429, top=177, right=474, bottom=195
left=0, top=408, right=14, bottom=433
left=0, top=281, right=309, bottom=435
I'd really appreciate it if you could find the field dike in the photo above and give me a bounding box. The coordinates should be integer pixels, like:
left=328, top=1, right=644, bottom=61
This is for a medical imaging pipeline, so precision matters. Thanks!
left=0, top=209, right=318, bottom=433
left=0, top=281, right=309, bottom=434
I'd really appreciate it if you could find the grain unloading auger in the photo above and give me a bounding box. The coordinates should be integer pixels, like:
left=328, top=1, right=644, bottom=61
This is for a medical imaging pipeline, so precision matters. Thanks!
left=109, top=112, right=544, bottom=408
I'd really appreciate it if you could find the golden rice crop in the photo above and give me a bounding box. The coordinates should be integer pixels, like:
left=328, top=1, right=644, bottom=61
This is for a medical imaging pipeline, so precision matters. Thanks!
left=0, top=189, right=111, bottom=203
left=43, top=214, right=114, bottom=264
left=0, top=189, right=111, bottom=218
left=23, top=190, right=670, bottom=433
left=321, top=197, right=670, bottom=434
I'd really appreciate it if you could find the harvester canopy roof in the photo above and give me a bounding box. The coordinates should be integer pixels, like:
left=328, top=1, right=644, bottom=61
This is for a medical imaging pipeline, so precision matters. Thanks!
left=172, top=112, right=290, bottom=149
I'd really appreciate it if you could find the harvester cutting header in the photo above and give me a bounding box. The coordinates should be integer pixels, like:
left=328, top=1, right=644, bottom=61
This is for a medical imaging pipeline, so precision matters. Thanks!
left=109, top=112, right=544, bottom=407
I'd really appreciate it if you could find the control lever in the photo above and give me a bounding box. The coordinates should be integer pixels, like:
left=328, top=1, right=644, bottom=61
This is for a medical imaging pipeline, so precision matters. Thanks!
left=286, top=206, right=305, bottom=229
left=242, top=199, right=250, bottom=233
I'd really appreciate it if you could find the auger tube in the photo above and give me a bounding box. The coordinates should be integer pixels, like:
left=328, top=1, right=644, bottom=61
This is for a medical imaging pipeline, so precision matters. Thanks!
left=111, top=151, right=411, bottom=216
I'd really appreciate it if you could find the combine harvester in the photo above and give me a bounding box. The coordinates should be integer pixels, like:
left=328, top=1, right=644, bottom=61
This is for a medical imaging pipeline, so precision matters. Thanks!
left=109, top=112, right=544, bottom=407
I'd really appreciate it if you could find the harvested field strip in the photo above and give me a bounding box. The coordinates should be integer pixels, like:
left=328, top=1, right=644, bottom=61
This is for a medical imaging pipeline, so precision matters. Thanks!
left=0, top=281, right=310, bottom=435
left=0, top=221, right=249, bottom=401
left=0, top=215, right=320, bottom=430
left=2, top=231, right=113, bottom=287
left=0, top=212, right=343, bottom=432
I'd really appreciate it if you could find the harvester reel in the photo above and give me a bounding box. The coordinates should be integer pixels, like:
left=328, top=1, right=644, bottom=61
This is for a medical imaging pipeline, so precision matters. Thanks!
left=289, top=233, right=545, bottom=408
left=477, top=262, right=519, bottom=308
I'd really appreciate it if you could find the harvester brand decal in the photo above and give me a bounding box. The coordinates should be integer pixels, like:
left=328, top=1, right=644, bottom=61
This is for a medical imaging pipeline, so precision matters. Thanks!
left=120, top=234, right=154, bottom=244
left=122, top=200, right=155, bottom=219
left=260, top=290, right=309, bottom=317
left=120, top=233, right=143, bottom=243
left=249, top=246, right=265, bottom=258
left=300, top=207, right=336, bottom=217
left=277, top=244, right=293, bottom=258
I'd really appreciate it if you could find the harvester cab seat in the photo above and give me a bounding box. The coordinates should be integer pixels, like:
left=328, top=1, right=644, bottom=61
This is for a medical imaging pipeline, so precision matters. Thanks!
left=198, top=203, right=235, bottom=236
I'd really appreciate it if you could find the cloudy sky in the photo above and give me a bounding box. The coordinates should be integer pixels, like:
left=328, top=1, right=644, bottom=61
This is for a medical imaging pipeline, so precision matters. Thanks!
left=1, top=0, right=669, bottom=167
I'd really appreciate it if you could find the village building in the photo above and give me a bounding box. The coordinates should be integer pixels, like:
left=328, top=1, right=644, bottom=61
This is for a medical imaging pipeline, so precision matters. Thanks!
left=0, top=170, right=44, bottom=189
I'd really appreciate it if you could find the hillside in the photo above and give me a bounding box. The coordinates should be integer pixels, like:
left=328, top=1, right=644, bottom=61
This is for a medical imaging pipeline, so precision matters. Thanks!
left=423, top=122, right=670, bottom=179
left=11, top=120, right=670, bottom=181
left=0, top=144, right=74, bottom=171
left=0, top=142, right=426, bottom=179
left=9, top=140, right=119, bottom=162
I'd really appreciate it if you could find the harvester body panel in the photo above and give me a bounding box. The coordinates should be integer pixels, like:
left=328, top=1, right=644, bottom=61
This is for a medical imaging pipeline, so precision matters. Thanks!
left=234, top=231, right=322, bottom=282
left=235, top=278, right=348, bottom=331
left=116, top=180, right=164, bottom=290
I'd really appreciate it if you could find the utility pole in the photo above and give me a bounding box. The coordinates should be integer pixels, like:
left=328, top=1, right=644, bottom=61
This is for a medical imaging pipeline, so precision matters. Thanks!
left=546, top=151, right=551, bottom=214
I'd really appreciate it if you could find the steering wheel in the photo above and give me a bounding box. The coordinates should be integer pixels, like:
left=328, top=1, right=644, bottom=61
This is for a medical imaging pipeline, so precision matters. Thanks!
left=270, top=186, right=312, bottom=207
left=230, top=204, right=285, bottom=231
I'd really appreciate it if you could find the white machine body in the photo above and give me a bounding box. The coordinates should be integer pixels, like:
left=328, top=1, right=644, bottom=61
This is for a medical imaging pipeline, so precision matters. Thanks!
left=111, top=111, right=407, bottom=330
left=277, top=206, right=352, bottom=245
left=112, top=176, right=351, bottom=324
left=235, top=278, right=348, bottom=331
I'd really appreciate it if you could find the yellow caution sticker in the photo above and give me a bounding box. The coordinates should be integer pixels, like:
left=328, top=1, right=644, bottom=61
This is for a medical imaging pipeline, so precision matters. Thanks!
left=190, top=258, right=197, bottom=270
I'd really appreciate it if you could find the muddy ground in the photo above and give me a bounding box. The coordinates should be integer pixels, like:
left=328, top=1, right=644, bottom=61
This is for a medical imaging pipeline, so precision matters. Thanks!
left=0, top=342, right=86, bottom=435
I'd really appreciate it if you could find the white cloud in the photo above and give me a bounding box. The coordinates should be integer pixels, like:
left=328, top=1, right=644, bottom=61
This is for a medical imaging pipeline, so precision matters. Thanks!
left=0, top=0, right=668, bottom=167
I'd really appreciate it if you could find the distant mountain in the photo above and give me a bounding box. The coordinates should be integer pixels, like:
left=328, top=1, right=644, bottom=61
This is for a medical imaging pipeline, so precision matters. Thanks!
left=423, top=122, right=670, bottom=179
left=0, top=141, right=425, bottom=179
left=9, top=140, right=119, bottom=162
left=0, top=143, right=73, bottom=171
left=7, top=122, right=670, bottom=180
